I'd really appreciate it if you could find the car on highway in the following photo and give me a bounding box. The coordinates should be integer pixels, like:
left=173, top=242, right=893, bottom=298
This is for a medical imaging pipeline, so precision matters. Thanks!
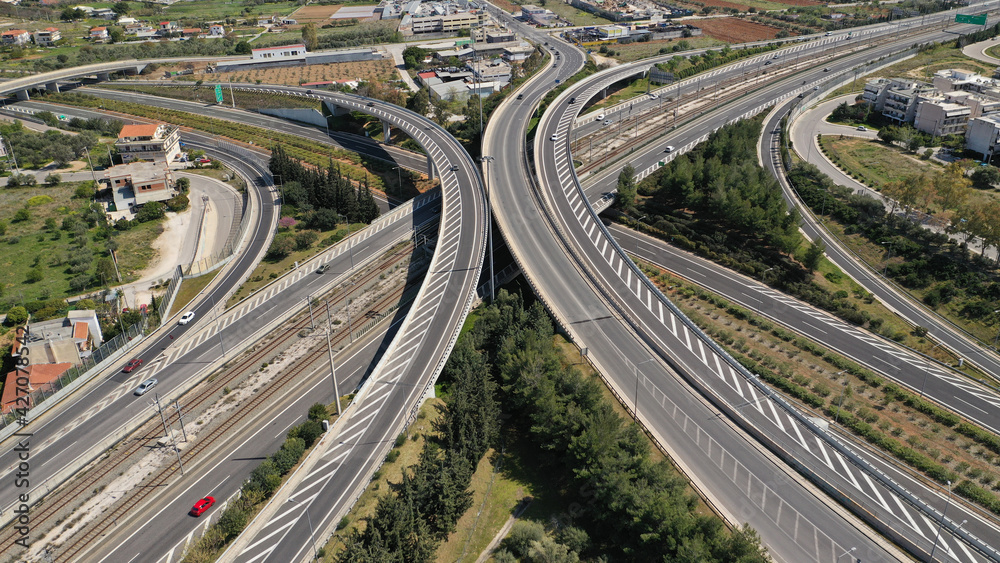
left=603, top=120, right=612, bottom=126
left=596, top=113, right=605, bottom=121
left=823, top=68, right=830, bottom=72
left=824, top=31, right=832, bottom=36
left=449, top=164, right=460, bottom=171
left=317, top=264, right=329, bottom=274
left=516, top=94, right=523, bottom=100
left=366, top=101, right=374, bottom=107
left=649, top=93, right=658, bottom=99
left=550, top=134, right=558, bottom=141
left=857, top=125, right=867, bottom=131
left=134, top=378, right=157, bottom=396
left=178, top=311, right=195, bottom=325
left=664, top=145, right=675, bottom=153
left=569, top=97, right=576, bottom=104
left=190, top=496, right=215, bottom=517
left=764, top=61, right=772, bottom=66
left=122, top=358, right=143, bottom=373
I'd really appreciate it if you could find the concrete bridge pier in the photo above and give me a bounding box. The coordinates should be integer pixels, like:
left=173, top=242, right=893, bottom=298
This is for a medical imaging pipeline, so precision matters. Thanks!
left=45, top=82, right=60, bottom=93
left=97, top=72, right=111, bottom=82
left=382, top=119, right=392, bottom=144
left=322, top=100, right=353, bottom=117
left=15, top=90, right=29, bottom=101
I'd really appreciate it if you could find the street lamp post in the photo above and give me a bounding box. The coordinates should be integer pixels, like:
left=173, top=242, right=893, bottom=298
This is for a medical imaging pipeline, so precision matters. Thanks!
left=929, top=480, right=954, bottom=562
left=837, top=547, right=856, bottom=562
left=881, top=240, right=894, bottom=277
left=833, top=371, right=848, bottom=425
left=287, top=498, right=319, bottom=562
left=392, top=166, right=402, bottom=201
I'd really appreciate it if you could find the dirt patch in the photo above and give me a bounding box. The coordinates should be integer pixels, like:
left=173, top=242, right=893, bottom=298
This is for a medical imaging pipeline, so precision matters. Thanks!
left=773, top=0, right=822, bottom=5
left=695, top=17, right=789, bottom=43
left=212, top=59, right=397, bottom=86
left=290, top=4, right=342, bottom=22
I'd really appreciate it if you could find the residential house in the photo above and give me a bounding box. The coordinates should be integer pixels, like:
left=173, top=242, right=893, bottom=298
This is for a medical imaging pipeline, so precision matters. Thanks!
left=33, top=27, right=61, bottom=46
left=11, top=310, right=102, bottom=367
left=159, top=21, right=176, bottom=31
left=1, top=29, right=30, bottom=46
left=209, top=24, right=225, bottom=36
left=251, top=44, right=307, bottom=60
left=1, top=363, right=73, bottom=414
left=181, top=27, right=202, bottom=38
left=89, top=26, right=109, bottom=42
left=105, top=161, right=177, bottom=213
left=115, top=123, right=181, bottom=164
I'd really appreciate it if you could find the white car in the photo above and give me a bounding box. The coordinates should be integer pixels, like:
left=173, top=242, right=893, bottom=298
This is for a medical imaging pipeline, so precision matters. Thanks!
left=596, top=113, right=605, bottom=121
left=857, top=125, right=867, bottom=131
left=178, top=311, right=196, bottom=325
left=664, top=145, right=675, bottom=153
left=603, top=120, right=612, bottom=126
left=649, top=93, right=658, bottom=99
left=550, top=134, right=558, bottom=141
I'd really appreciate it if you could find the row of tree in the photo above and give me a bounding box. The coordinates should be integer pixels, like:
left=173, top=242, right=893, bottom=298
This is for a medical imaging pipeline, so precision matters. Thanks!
left=335, top=319, right=500, bottom=560
left=268, top=145, right=380, bottom=227
left=475, top=292, right=769, bottom=561
left=622, top=119, right=888, bottom=331
left=788, top=161, right=1000, bottom=321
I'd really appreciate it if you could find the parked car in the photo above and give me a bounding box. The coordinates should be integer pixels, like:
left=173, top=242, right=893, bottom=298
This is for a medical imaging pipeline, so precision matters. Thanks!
left=179, top=311, right=195, bottom=325
left=196, top=158, right=211, bottom=164
left=190, top=496, right=215, bottom=517
left=134, top=378, right=157, bottom=396
left=122, top=358, right=143, bottom=373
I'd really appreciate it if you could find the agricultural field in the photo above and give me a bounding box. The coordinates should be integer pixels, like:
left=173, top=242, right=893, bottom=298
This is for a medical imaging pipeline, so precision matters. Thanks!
left=211, top=59, right=398, bottom=86
left=290, top=4, right=343, bottom=22
left=681, top=0, right=821, bottom=10
left=162, top=0, right=299, bottom=20
left=695, top=17, right=790, bottom=43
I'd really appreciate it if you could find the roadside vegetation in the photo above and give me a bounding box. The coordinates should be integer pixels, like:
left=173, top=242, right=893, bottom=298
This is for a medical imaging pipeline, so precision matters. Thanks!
left=789, top=160, right=1000, bottom=353
left=638, top=262, right=1000, bottom=518
left=324, top=291, right=768, bottom=562
left=180, top=404, right=331, bottom=563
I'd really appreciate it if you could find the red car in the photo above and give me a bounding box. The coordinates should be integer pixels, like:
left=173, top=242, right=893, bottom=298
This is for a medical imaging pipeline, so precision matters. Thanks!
left=190, top=496, right=215, bottom=517
left=122, top=358, right=143, bottom=373
left=196, top=158, right=211, bottom=164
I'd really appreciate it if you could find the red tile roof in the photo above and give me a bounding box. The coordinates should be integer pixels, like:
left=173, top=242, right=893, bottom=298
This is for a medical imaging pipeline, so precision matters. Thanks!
left=2, top=363, right=72, bottom=414
left=2, top=30, right=28, bottom=36
left=118, top=123, right=161, bottom=139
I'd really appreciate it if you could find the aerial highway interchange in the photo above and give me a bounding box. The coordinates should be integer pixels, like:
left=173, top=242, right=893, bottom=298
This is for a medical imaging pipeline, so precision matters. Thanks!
left=1, top=3, right=1000, bottom=562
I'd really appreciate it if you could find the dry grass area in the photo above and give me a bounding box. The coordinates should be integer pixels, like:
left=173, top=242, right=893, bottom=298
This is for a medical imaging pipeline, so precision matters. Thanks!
left=696, top=17, right=790, bottom=43
left=211, top=59, right=397, bottom=86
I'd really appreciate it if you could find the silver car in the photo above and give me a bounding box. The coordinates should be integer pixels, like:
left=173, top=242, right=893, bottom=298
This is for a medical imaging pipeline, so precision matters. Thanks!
left=134, top=378, right=158, bottom=396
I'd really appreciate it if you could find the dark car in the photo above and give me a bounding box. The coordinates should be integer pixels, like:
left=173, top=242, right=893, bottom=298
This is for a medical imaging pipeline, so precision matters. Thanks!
left=366, top=101, right=375, bottom=106
left=449, top=164, right=460, bottom=171
left=317, top=264, right=329, bottom=274
left=190, top=496, right=215, bottom=517
left=516, top=94, right=523, bottom=100
left=122, top=358, right=143, bottom=373
left=569, top=97, right=576, bottom=104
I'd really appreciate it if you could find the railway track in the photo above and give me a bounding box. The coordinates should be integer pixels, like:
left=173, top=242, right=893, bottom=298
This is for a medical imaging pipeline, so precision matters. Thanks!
left=0, top=243, right=417, bottom=561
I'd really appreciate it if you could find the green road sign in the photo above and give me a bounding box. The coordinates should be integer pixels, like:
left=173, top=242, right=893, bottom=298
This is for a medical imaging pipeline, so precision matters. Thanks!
left=215, top=84, right=223, bottom=104
left=955, top=13, right=987, bottom=25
